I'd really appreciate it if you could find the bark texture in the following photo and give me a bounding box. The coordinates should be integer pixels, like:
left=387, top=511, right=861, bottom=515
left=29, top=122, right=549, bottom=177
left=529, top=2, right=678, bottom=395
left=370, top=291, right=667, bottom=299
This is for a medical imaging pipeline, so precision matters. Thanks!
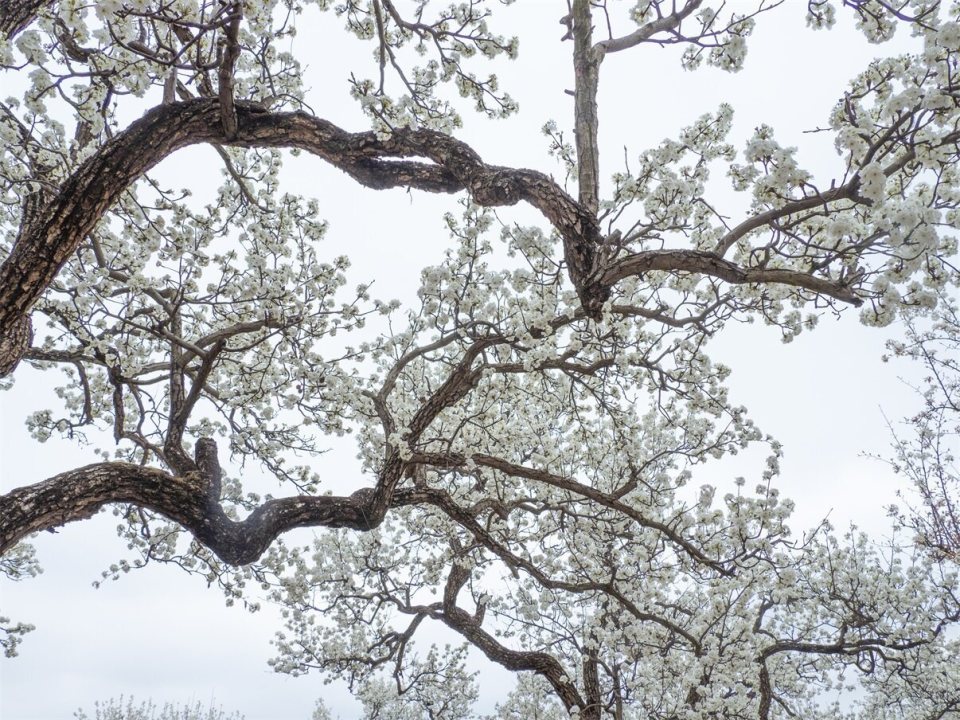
left=0, top=314, right=30, bottom=377
left=0, top=0, right=45, bottom=39
left=0, top=453, right=382, bottom=565
left=572, top=0, right=602, bottom=218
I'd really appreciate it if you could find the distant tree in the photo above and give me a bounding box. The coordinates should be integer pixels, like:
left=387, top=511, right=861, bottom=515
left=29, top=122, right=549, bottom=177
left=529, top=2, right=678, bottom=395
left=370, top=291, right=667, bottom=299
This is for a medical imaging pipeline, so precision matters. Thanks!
left=888, top=291, right=960, bottom=560
left=2, top=1, right=960, bottom=718
left=74, top=696, right=243, bottom=720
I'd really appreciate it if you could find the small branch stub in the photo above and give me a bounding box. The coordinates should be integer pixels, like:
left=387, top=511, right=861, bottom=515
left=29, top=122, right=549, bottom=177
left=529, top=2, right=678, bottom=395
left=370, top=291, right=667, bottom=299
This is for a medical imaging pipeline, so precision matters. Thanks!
left=194, top=437, right=222, bottom=501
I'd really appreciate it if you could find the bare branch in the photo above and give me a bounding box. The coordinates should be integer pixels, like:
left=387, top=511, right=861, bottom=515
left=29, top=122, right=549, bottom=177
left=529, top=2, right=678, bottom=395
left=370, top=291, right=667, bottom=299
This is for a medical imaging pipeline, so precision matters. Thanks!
left=0, top=456, right=378, bottom=565
left=594, top=0, right=704, bottom=55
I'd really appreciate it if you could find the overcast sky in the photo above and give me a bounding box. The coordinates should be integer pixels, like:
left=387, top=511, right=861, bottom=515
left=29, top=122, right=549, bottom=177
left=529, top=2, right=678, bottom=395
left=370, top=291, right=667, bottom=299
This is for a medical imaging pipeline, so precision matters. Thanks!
left=0, top=3, right=932, bottom=719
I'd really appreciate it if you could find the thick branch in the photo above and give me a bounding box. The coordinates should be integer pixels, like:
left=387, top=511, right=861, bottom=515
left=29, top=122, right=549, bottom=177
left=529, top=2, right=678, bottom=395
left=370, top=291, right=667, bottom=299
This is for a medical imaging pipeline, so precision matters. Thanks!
left=572, top=0, right=601, bottom=218
left=570, top=0, right=703, bottom=224
left=0, top=315, right=30, bottom=377
left=0, top=459, right=379, bottom=565
left=582, top=650, right=602, bottom=720
left=434, top=566, right=586, bottom=713
left=386, top=126, right=607, bottom=314
left=0, top=96, right=868, bottom=379
left=0, top=188, right=46, bottom=376
left=0, top=0, right=44, bottom=39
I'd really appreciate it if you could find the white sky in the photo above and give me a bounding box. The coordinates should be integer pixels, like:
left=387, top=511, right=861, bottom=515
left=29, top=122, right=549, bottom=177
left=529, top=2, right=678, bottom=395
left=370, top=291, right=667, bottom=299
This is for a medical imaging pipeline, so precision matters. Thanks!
left=0, top=2, right=934, bottom=718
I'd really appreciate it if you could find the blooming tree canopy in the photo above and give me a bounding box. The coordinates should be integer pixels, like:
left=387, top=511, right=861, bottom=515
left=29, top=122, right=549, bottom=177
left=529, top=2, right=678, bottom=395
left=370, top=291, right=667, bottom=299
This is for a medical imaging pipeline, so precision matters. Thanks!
left=2, top=1, right=960, bottom=718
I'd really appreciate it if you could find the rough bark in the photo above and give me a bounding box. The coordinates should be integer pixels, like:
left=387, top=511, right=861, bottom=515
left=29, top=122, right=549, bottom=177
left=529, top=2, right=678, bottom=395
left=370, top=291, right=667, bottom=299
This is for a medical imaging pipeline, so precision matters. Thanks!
left=572, top=0, right=601, bottom=219
left=217, top=2, right=242, bottom=139
left=582, top=650, right=602, bottom=720
left=0, top=327, right=493, bottom=563
left=0, top=314, right=30, bottom=377
left=0, top=0, right=45, bottom=39
left=0, top=95, right=866, bottom=377
left=0, top=455, right=381, bottom=566
left=565, top=0, right=706, bottom=322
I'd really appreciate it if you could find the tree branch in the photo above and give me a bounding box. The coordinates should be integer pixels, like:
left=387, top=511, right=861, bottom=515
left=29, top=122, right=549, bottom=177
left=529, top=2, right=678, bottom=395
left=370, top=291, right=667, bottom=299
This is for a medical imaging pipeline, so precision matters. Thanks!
left=409, top=450, right=731, bottom=574
left=600, top=249, right=863, bottom=306
left=0, top=96, right=868, bottom=381
left=0, top=0, right=45, bottom=39
left=396, top=484, right=705, bottom=653
left=594, top=0, right=703, bottom=55
left=432, top=565, right=587, bottom=713
left=713, top=183, right=857, bottom=257
left=0, top=453, right=379, bottom=565
left=0, top=97, right=611, bottom=380
left=572, top=0, right=601, bottom=219
left=217, top=2, right=242, bottom=140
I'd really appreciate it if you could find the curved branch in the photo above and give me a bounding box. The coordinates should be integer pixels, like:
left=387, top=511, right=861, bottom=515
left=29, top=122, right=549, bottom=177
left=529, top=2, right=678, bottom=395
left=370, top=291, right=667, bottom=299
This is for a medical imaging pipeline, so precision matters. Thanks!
left=713, top=184, right=857, bottom=257
left=0, top=95, right=869, bottom=379
left=398, top=484, right=705, bottom=654
left=600, top=249, right=863, bottom=306
left=0, top=454, right=379, bottom=565
left=0, top=97, right=610, bottom=378
left=432, top=565, right=587, bottom=713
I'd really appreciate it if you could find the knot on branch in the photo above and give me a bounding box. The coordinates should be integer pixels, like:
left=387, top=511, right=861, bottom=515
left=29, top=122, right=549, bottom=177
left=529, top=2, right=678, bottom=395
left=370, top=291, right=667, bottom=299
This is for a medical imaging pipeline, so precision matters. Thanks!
left=348, top=486, right=383, bottom=529
left=0, top=314, right=32, bottom=378
left=350, top=486, right=376, bottom=506
left=577, top=281, right=610, bottom=322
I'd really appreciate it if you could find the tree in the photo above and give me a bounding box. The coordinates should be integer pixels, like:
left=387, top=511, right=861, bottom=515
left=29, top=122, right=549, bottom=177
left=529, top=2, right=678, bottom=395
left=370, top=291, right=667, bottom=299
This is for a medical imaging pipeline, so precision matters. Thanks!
left=2, top=0, right=960, bottom=718
left=74, top=696, right=244, bottom=720
left=887, top=290, right=960, bottom=560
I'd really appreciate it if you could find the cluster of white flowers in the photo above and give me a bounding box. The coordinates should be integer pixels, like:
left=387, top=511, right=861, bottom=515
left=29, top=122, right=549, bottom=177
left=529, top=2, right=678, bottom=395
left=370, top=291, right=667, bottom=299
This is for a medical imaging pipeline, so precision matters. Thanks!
left=335, top=0, right=518, bottom=131
left=680, top=12, right=755, bottom=73
left=858, top=161, right=887, bottom=204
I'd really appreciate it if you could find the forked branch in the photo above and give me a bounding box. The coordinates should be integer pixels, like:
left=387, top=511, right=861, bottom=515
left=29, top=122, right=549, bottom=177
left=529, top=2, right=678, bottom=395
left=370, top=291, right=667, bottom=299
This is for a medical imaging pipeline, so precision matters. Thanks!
left=0, top=442, right=380, bottom=565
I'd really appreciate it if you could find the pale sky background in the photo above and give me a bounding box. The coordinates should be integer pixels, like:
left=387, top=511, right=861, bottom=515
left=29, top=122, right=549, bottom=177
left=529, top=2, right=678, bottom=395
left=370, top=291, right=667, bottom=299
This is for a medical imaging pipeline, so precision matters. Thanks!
left=0, top=2, right=935, bottom=718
